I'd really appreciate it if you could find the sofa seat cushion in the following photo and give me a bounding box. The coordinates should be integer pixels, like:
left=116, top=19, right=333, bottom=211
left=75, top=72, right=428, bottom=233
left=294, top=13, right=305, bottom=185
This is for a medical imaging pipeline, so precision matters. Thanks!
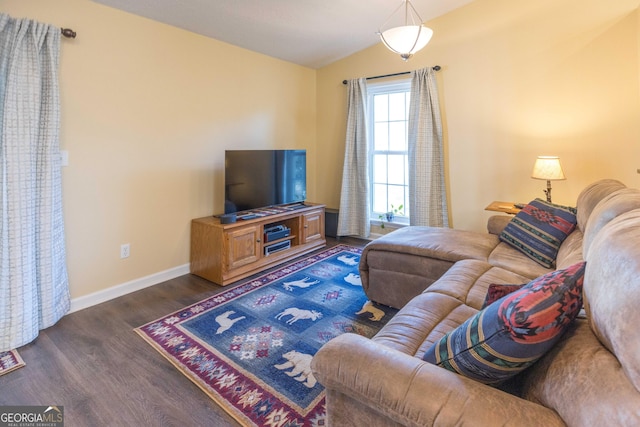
left=360, top=226, right=501, bottom=308
left=423, top=262, right=586, bottom=385
left=425, top=259, right=532, bottom=310
left=360, top=226, right=500, bottom=265
left=361, top=250, right=454, bottom=309
left=372, top=292, right=478, bottom=357
left=499, top=199, right=577, bottom=268
left=489, top=242, right=552, bottom=279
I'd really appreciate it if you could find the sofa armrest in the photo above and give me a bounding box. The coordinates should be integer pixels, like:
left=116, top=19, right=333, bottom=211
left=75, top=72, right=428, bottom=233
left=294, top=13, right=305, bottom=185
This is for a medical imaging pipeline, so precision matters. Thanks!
left=487, top=215, right=512, bottom=235
left=312, top=333, right=565, bottom=427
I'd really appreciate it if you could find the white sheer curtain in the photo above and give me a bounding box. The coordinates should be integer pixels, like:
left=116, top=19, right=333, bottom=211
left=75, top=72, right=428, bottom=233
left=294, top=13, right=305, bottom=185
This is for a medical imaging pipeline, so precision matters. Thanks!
left=0, top=14, right=70, bottom=352
left=408, top=67, right=449, bottom=227
left=337, top=78, right=370, bottom=237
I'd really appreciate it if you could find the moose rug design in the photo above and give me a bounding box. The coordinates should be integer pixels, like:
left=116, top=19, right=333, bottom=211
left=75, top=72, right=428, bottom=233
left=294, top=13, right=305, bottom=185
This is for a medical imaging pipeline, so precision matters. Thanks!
left=135, top=245, right=397, bottom=427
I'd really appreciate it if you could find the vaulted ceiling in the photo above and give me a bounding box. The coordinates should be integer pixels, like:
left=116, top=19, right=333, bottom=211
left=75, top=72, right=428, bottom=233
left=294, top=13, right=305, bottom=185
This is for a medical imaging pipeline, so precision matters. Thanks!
left=92, top=0, right=475, bottom=68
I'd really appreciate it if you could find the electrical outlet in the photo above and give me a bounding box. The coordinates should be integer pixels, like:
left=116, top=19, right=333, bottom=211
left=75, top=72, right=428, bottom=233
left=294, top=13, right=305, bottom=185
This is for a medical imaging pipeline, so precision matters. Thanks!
left=120, top=243, right=130, bottom=259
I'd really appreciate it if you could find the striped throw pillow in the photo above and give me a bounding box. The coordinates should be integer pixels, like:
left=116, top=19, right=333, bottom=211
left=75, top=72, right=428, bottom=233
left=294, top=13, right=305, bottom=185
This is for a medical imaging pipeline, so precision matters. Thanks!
left=423, top=261, right=586, bottom=385
left=499, top=199, right=577, bottom=268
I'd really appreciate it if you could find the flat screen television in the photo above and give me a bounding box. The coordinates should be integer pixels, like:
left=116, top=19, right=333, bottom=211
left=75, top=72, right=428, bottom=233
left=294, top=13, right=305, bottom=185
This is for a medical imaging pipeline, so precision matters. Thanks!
left=224, top=149, right=307, bottom=214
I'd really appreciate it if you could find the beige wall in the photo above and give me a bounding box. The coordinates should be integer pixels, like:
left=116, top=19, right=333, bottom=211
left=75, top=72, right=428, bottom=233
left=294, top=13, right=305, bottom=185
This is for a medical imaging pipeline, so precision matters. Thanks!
left=316, top=0, right=640, bottom=232
left=0, top=0, right=317, bottom=299
left=2, top=0, right=639, bottom=302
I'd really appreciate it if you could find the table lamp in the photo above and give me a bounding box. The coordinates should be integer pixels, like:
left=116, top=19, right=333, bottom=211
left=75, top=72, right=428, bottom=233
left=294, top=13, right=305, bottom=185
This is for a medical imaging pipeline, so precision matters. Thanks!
left=531, top=156, right=565, bottom=203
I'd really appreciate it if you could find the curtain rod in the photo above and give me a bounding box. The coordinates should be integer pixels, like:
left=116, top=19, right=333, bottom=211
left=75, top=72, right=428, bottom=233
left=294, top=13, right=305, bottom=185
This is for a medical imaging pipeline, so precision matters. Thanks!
left=61, top=28, right=76, bottom=39
left=342, top=65, right=440, bottom=85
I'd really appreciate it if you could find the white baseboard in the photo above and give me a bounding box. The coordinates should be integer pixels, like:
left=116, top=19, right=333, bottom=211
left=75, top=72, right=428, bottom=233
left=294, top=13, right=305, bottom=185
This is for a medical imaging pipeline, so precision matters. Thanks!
left=69, top=263, right=191, bottom=313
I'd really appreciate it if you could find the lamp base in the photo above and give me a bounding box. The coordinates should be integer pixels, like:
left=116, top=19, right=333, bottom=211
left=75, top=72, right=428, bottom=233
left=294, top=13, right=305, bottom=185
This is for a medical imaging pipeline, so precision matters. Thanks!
left=543, top=180, right=552, bottom=203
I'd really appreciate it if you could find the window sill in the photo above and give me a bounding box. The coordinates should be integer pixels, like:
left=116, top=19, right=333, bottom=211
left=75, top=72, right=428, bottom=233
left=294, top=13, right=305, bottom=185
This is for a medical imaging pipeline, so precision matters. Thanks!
left=369, top=219, right=407, bottom=239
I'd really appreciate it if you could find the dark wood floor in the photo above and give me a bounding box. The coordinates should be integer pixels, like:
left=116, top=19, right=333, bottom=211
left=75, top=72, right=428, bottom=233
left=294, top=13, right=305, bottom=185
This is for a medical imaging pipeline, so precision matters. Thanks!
left=0, top=237, right=367, bottom=427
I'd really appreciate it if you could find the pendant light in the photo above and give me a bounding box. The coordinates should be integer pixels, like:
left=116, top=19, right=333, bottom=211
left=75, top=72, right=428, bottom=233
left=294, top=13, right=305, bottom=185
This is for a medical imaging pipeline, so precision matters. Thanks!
left=378, top=0, right=433, bottom=61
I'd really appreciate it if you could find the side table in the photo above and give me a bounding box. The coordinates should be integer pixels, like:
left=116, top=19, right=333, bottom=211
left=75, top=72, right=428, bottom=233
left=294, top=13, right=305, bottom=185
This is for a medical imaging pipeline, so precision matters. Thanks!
left=485, top=201, right=522, bottom=215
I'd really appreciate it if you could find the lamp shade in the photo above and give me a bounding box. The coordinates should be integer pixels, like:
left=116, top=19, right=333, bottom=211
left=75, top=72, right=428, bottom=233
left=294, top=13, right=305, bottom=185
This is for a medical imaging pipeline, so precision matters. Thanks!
left=380, top=25, right=433, bottom=60
left=531, top=156, right=566, bottom=181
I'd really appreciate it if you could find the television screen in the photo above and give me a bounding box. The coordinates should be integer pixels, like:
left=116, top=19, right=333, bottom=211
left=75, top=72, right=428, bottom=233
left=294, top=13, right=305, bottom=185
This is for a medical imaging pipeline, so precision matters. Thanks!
left=224, top=149, right=307, bottom=214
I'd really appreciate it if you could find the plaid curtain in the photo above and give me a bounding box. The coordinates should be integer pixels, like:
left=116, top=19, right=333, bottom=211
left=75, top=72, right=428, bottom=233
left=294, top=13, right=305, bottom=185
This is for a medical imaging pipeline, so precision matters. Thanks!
left=0, top=14, right=70, bottom=351
left=408, top=67, right=449, bottom=227
left=337, top=78, right=370, bottom=237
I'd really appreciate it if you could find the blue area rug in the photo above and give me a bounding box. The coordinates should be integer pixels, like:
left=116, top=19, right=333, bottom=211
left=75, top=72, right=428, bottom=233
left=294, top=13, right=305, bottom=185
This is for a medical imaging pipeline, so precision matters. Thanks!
left=136, top=244, right=397, bottom=426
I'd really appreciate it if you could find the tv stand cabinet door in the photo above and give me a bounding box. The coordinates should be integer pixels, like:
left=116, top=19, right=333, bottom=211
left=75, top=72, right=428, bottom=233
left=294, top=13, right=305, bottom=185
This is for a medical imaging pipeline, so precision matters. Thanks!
left=226, top=225, right=261, bottom=269
left=301, top=209, right=324, bottom=244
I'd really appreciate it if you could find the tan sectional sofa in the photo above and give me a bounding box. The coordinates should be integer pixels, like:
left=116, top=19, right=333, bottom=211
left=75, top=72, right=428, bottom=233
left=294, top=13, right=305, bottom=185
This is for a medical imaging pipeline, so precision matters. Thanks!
left=311, top=179, right=640, bottom=426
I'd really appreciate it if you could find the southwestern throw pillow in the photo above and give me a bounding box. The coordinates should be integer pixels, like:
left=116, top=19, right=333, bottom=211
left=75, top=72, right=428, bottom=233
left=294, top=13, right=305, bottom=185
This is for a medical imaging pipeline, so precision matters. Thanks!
left=499, top=199, right=577, bottom=268
left=423, top=261, right=586, bottom=385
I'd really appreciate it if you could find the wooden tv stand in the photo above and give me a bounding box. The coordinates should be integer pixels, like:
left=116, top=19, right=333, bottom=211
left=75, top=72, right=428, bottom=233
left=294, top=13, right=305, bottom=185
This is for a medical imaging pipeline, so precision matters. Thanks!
left=190, top=203, right=326, bottom=286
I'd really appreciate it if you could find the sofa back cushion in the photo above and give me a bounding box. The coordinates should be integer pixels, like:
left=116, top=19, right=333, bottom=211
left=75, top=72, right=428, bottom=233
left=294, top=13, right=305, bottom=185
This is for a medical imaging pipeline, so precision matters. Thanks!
left=554, top=229, right=583, bottom=270
left=523, top=210, right=640, bottom=425
left=584, top=209, right=640, bottom=393
left=582, top=188, right=640, bottom=258
left=575, top=179, right=626, bottom=232
left=522, top=320, right=640, bottom=426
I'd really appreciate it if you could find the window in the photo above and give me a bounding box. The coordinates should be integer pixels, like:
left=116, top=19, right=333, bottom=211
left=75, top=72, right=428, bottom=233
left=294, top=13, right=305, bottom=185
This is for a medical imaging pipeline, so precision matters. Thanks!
left=368, top=80, right=411, bottom=223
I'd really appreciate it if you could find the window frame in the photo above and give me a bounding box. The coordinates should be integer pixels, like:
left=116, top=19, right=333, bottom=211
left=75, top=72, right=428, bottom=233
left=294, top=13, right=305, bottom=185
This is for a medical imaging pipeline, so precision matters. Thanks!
left=367, top=79, right=412, bottom=226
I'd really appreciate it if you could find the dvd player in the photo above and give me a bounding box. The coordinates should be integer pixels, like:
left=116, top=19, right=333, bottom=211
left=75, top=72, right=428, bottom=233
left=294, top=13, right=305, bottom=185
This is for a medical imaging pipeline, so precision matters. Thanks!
left=264, top=240, right=291, bottom=256
left=264, top=225, right=291, bottom=242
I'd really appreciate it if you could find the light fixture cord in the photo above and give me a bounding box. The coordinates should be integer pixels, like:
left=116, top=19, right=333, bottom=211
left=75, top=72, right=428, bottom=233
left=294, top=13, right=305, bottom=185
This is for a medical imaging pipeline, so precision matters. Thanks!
left=378, top=1, right=407, bottom=32
left=405, top=0, right=409, bottom=25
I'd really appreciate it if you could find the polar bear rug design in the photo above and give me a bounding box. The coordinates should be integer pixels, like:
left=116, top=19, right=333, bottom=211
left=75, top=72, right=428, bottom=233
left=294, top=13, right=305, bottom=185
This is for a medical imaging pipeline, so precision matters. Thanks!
left=274, top=350, right=317, bottom=388
left=337, top=254, right=359, bottom=266
left=343, top=272, right=362, bottom=286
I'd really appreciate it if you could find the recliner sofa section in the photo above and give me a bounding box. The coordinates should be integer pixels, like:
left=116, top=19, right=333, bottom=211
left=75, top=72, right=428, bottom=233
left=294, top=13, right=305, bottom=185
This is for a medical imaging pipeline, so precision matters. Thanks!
left=312, top=179, right=640, bottom=426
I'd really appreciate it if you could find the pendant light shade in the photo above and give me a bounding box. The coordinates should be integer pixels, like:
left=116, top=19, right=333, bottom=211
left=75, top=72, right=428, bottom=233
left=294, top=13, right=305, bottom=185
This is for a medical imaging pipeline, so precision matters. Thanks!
left=380, top=25, right=433, bottom=60
left=378, top=0, right=433, bottom=61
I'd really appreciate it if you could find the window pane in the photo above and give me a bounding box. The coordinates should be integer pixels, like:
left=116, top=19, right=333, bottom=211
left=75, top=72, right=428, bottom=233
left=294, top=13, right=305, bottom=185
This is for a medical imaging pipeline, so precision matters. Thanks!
left=373, top=183, right=387, bottom=213
left=389, top=121, right=406, bottom=151
left=373, top=154, right=387, bottom=183
left=374, top=94, right=388, bottom=122
left=374, top=122, right=388, bottom=151
left=387, top=155, right=405, bottom=185
left=388, top=92, right=406, bottom=121
left=388, top=185, right=405, bottom=215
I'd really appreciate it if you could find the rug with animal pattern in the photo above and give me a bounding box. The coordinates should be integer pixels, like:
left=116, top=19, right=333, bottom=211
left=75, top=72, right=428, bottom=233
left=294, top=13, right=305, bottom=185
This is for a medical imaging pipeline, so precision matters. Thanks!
left=135, top=244, right=397, bottom=427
